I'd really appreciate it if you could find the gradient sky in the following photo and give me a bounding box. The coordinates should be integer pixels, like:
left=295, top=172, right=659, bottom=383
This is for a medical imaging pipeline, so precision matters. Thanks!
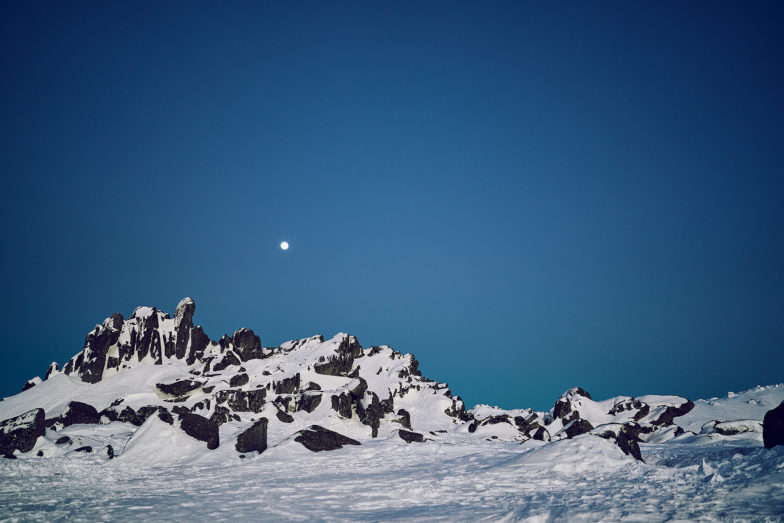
left=1, top=2, right=782, bottom=410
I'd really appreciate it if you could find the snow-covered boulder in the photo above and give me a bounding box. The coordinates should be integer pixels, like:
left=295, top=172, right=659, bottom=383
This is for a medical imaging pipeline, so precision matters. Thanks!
left=0, top=408, right=45, bottom=457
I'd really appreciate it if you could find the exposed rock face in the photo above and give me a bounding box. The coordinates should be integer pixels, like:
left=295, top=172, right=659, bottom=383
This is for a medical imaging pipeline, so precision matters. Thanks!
left=173, top=297, right=195, bottom=360
left=294, top=425, right=360, bottom=452
left=0, top=408, right=45, bottom=457
left=157, top=380, right=203, bottom=397
left=229, top=373, right=249, bottom=387
left=650, top=400, right=695, bottom=426
left=592, top=424, right=643, bottom=461
left=563, top=419, right=594, bottom=439
left=71, top=313, right=124, bottom=383
left=398, top=429, right=424, bottom=443
left=56, top=401, right=100, bottom=428
left=44, top=362, right=60, bottom=380
left=215, top=389, right=266, bottom=413
left=763, top=401, right=784, bottom=449
left=235, top=418, right=268, bottom=454
left=178, top=413, right=219, bottom=450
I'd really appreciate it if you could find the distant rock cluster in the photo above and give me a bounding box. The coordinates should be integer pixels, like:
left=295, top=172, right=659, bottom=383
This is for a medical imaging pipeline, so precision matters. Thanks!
left=2, top=297, right=779, bottom=462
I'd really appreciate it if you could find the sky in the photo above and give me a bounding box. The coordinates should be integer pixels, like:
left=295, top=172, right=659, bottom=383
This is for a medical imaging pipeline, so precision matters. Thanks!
left=1, top=2, right=782, bottom=411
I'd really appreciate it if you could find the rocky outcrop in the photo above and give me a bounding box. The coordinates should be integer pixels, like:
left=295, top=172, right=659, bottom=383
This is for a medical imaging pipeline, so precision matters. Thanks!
left=178, top=413, right=219, bottom=450
left=53, top=401, right=100, bottom=428
left=398, top=429, right=424, bottom=443
left=294, top=425, right=360, bottom=452
left=157, top=380, right=203, bottom=397
left=173, top=297, right=195, bottom=360
left=235, top=418, right=268, bottom=454
left=0, top=408, right=45, bottom=457
left=215, top=389, right=266, bottom=413
left=763, top=401, right=784, bottom=449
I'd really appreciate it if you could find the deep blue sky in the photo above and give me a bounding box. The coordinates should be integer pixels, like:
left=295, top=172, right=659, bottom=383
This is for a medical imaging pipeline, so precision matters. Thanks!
left=1, top=2, right=782, bottom=410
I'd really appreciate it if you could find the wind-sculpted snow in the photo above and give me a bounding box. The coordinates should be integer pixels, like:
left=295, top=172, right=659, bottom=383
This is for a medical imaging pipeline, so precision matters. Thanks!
left=2, top=298, right=784, bottom=520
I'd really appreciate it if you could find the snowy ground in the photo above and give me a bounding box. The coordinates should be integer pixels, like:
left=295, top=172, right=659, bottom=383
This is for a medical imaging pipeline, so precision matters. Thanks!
left=2, top=433, right=783, bottom=521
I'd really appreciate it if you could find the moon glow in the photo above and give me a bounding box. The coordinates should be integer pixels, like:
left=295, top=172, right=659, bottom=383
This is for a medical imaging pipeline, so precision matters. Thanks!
left=280, top=241, right=289, bottom=251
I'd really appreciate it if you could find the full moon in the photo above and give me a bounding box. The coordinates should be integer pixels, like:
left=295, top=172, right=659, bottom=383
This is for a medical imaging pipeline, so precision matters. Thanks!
left=280, top=241, right=289, bottom=251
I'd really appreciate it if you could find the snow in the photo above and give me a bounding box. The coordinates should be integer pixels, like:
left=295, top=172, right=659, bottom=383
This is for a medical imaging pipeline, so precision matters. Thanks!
left=1, top=435, right=783, bottom=520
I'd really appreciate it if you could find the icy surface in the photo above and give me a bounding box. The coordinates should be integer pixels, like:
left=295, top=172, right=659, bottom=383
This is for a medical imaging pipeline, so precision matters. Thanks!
left=1, top=435, right=784, bottom=521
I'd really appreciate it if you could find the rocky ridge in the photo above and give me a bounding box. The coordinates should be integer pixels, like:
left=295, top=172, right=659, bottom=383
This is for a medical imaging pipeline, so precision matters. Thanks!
left=0, top=298, right=776, bottom=462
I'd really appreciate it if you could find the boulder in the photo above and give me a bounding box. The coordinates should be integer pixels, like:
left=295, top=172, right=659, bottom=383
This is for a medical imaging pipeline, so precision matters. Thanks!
left=58, top=401, right=100, bottom=427
left=215, top=389, right=266, bottom=413
left=398, top=429, right=424, bottom=443
left=0, top=408, right=46, bottom=457
left=294, top=425, right=360, bottom=452
left=235, top=418, right=268, bottom=454
left=157, top=379, right=203, bottom=397
left=563, top=419, right=594, bottom=439
left=178, top=413, right=220, bottom=450
left=229, top=373, right=249, bottom=388
left=763, top=401, right=784, bottom=449
left=276, top=410, right=294, bottom=423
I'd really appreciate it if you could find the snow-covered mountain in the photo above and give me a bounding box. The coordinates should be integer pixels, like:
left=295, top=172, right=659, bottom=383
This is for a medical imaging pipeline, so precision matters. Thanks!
left=2, top=298, right=784, bottom=520
left=2, top=297, right=781, bottom=468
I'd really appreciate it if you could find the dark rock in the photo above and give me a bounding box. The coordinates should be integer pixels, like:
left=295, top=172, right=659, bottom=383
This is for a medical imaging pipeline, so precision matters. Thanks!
left=44, top=362, right=60, bottom=380
left=186, top=326, right=210, bottom=365
left=297, top=393, right=322, bottom=413
left=230, top=373, right=249, bottom=387
left=764, top=401, right=784, bottom=450
left=276, top=410, right=294, bottom=423
left=58, top=401, right=100, bottom=427
left=235, top=418, right=268, bottom=454
left=314, top=354, right=355, bottom=376
left=444, top=397, right=473, bottom=422
left=74, top=446, right=93, bottom=453
left=157, top=379, right=203, bottom=397
left=481, top=415, right=512, bottom=426
left=213, top=351, right=241, bottom=371
left=202, top=386, right=215, bottom=394
left=178, top=413, right=219, bottom=450
left=71, top=313, right=124, bottom=383
left=0, top=408, right=46, bottom=456
left=36, top=450, right=44, bottom=457
left=55, top=436, right=71, bottom=445
left=22, top=379, right=38, bottom=392
left=398, top=429, right=424, bottom=443
left=563, top=419, right=594, bottom=439
left=157, top=409, right=174, bottom=424
left=274, top=373, right=301, bottom=394
left=210, top=406, right=234, bottom=426
left=356, top=392, right=382, bottom=437
left=233, top=328, right=261, bottom=351
left=106, top=445, right=114, bottom=459
left=650, top=400, right=695, bottom=426
left=118, top=406, right=143, bottom=426
left=632, top=404, right=651, bottom=421
left=233, top=328, right=266, bottom=361
left=594, top=424, right=643, bottom=461
left=172, top=406, right=190, bottom=417
left=304, top=382, right=322, bottom=391
left=608, top=397, right=645, bottom=416
left=336, top=335, right=362, bottom=357
left=215, top=389, right=266, bottom=413
left=294, top=425, right=360, bottom=452
left=531, top=426, right=550, bottom=441
left=397, top=409, right=412, bottom=430
left=173, top=297, right=195, bottom=360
